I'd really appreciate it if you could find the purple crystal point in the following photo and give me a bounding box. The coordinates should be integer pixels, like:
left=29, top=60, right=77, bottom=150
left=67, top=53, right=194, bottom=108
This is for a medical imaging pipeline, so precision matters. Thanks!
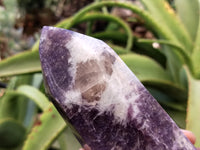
left=39, top=26, right=196, bottom=150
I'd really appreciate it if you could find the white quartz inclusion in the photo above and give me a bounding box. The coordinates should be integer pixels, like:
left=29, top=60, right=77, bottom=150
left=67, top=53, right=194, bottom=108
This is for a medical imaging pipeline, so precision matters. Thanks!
left=64, top=31, right=142, bottom=123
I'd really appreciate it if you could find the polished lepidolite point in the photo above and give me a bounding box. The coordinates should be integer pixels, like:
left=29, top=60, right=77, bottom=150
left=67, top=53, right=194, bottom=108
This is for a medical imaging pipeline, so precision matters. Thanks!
left=39, top=26, right=196, bottom=150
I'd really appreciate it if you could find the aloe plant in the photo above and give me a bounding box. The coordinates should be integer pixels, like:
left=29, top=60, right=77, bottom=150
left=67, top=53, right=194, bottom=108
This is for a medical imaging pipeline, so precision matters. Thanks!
left=0, top=0, right=199, bottom=149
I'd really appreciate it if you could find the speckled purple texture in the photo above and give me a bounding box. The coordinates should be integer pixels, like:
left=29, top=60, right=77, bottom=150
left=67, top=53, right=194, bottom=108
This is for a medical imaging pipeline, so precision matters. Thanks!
left=39, top=26, right=196, bottom=150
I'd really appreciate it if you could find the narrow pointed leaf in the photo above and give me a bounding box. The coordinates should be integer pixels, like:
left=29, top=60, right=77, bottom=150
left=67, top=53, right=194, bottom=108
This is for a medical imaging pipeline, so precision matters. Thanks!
left=120, top=54, right=187, bottom=101
left=140, top=0, right=192, bottom=50
left=139, top=0, right=193, bottom=83
left=175, top=0, right=199, bottom=40
left=57, top=132, right=68, bottom=150
left=0, top=75, right=32, bottom=121
left=23, top=104, right=66, bottom=150
left=0, top=93, right=25, bottom=120
left=186, top=71, right=200, bottom=147
left=0, top=118, right=26, bottom=148
left=68, top=1, right=180, bottom=46
left=0, top=50, right=41, bottom=77
left=165, top=109, right=186, bottom=129
left=1, top=86, right=49, bottom=116
left=16, top=85, right=50, bottom=111
left=120, top=54, right=171, bottom=82
left=61, top=128, right=81, bottom=150
left=192, top=2, right=200, bottom=79
left=77, top=12, right=133, bottom=51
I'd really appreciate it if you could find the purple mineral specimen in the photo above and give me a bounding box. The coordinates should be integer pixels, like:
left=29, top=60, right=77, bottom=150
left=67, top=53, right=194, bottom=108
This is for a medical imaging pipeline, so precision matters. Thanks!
left=39, top=26, right=196, bottom=150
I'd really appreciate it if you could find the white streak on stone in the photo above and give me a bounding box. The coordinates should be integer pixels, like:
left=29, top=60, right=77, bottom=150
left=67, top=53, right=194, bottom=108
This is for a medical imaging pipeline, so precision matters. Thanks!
left=63, top=31, right=142, bottom=124
left=97, top=59, right=141, bottom=123
left=65, top=32, right=104, bottom=64
left=65, top=89, right=82, bottom=108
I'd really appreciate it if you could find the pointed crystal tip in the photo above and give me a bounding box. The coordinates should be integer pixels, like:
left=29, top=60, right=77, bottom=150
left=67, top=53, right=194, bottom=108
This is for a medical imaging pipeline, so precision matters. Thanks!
left=39, top=26, right=196, bottom=150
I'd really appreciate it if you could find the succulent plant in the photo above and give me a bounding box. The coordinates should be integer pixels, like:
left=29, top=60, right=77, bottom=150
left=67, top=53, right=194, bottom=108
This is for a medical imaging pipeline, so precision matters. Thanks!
left=0, top=0, right=200, bottom=149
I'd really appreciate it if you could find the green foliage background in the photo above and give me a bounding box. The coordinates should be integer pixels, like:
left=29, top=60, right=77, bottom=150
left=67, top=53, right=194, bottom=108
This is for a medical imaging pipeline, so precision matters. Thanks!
left=0, top=0, right=200, bottom=149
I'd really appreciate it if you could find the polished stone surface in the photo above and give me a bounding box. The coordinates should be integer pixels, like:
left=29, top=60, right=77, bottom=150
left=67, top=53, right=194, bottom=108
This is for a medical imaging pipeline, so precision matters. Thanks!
left=39, top=26, right=196, bottom=150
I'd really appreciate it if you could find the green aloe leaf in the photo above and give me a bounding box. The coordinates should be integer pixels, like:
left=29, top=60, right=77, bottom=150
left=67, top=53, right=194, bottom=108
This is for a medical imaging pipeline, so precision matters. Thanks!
left=74, top=12, right=133, bottom=52
left=137, top=39, right=190, bottom=63
left=0, top=93, right=23, bottom=120
left=108, top=44, right=129, bottom=55
left=135, top=39, right=193, bottom=72
left=140, top=0, right=192, bottom=50
left=134, top=39, right=166, bottom=67
left=137, top=39, right=193, bottom=78
left=0, top=75, right=33, bottom=122
left=192, top=1, right=200, bottom=79
left=175, top=0, right=199, bottom=40
left=1, top=85, right=49, bottom=118
left=147, top=87, right=186, bottom=128
left=0, top=11, right=132, bottom=78
left=148, top=87, right=186, bottom=111
left=186, top=69, right=200, bottom=147
left=0, top=50, right=41, bottom=77
left=149, top=87, right=186, bottom=128
left=67, top=1, right=178, bottom=45
left=57, top=132, right=68, bottom=150
left=139, top=0, right=194, bottom=83
left=0, top=83, right=50, bottom=135
left=120, top=54, right=187, bottom=101
left=0, top=118, right=26, bottom=148
left=166, top=109, right=186, bottom=129
left=192, top=45, right=200, bottom=79
left=16, top=85, right=50, bottom=111
left=164, top=47, right=185, bottom=83
left=91, top=31, right=127, bottom=44
left=22, top=104, right=66, bottom=150
left=120, top=54, right=171, bottom=82
left=57, top=128, right=81, bottom=150
left=0, top=83, right=59, bottom=150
